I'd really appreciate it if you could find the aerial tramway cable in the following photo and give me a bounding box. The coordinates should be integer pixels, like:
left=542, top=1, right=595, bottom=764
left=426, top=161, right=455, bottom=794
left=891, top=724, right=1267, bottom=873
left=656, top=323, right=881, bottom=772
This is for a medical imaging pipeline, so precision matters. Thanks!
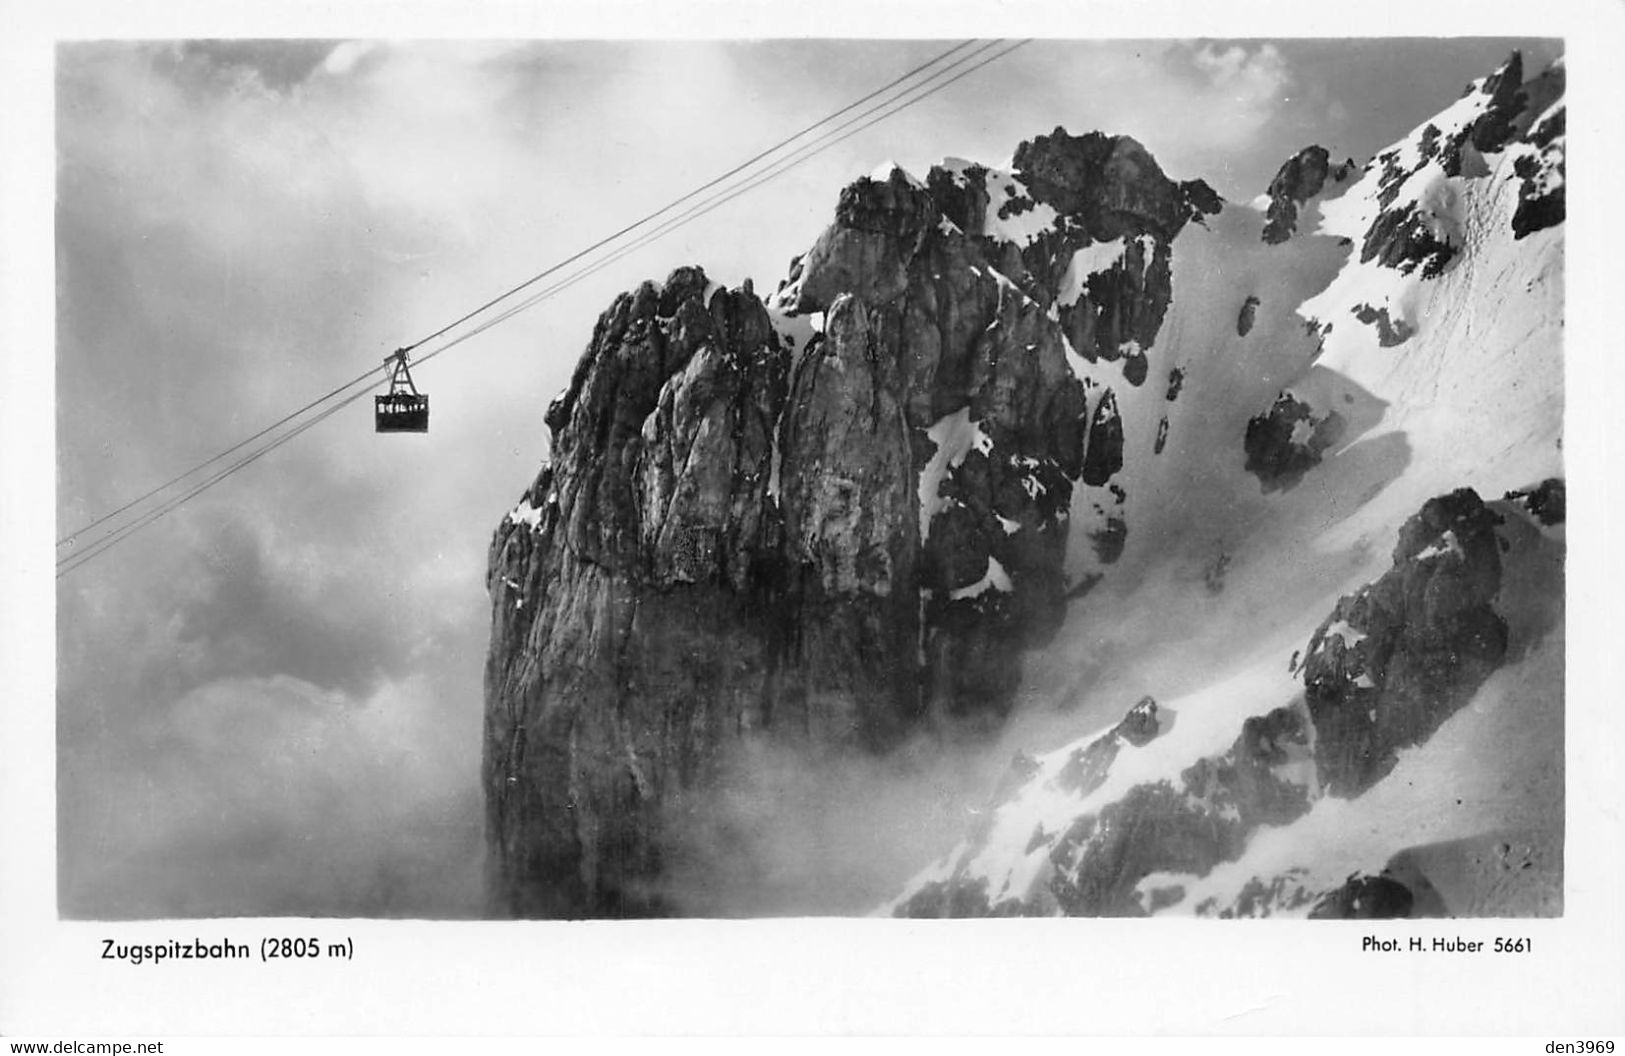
left=56, top=38, right=981, bottom=558
left=56, top=388, right=378, bottom=580
left=407, top=41, right=1032, bottom=368
left=460, top=40, right=1032, bottom=327
left=54, top=367, right=384, bottom=548
left=389, top=38, right=987, bottom=358
left=56, top=38, right=1027, bottom=579
left=393, top=39, right=1035, bottom=382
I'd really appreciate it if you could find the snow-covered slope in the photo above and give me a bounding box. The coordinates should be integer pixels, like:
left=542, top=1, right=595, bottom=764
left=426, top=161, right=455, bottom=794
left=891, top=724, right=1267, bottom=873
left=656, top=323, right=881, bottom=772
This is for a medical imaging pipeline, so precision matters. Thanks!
left=887, top=52, right=1564, bottom=918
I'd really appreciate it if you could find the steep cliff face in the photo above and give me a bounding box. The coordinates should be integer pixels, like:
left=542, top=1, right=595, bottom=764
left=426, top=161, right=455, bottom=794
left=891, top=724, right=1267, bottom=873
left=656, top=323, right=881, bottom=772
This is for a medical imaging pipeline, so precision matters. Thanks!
left=485, top=134, right=1215, bottom=916
left=483, top=269, right=791, bottom=916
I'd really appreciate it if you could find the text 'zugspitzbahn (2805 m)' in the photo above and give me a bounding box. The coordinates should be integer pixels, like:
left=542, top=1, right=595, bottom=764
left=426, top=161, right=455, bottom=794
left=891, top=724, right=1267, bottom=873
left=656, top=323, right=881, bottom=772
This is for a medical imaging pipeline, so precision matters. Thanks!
left=99, top=936, right=354, bottom=964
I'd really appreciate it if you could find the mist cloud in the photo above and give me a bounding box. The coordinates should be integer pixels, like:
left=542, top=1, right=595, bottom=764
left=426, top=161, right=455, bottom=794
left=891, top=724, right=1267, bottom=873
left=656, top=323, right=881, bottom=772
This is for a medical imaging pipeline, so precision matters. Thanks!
left=173, top=520, right=412, bottom=698
left=61, top=672, right=483, bottom=919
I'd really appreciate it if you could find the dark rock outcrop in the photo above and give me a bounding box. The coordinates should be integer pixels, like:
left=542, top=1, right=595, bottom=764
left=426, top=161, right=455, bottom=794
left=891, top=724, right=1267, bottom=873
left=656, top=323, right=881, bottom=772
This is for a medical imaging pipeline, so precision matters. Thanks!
left=1504, top=477, right=1565, bottom=526
left=1013, top=129, right=1196, bottom=240
left=1261, top=146, right=1357, bottom=244
left=1352, top=302, right=1414, bottom=346
left=1081, top=390, right=1124, bottom=486
left=1466, top=51, right=1527, bottom=155
left=1307, top=873, right=1416, bottom=919
left=1236, top=295, right=1260, bottom=336
left=1512, top=100, right=1565, bottom=240
left=1000, top=131, right=1211, bottom=372
left=1361, top=201, right=1457, bottom=279
left=1301, top=487, right=1509, bottom=797
left=1262, top=146, right=1331, bottom=244
left=1242, top=391, right=1347, bottom=492
left=1116, top=695, right=1161, bottom=745
left=1088, top=514, right=1128, bottom=565
left=1181, top=178, right=1224, bottom=223
left=1055, top=695, right=1161, bottom=796
left=1164, top=367, right=1185, bottom=402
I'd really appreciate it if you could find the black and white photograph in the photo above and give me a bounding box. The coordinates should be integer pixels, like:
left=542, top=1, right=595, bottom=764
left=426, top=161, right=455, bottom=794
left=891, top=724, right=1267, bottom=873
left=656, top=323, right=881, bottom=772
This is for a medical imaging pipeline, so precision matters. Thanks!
left=5, top=0, right=1623, bottom=1040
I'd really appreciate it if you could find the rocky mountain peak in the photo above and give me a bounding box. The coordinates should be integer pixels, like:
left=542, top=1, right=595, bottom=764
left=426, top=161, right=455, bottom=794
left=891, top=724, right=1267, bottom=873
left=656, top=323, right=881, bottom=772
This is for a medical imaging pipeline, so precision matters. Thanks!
left=486, top=125, right=1210, bottom=914
left=1011, top=129, right=1198, bottom=240
left=1261, top=145, right=1358, bottom=244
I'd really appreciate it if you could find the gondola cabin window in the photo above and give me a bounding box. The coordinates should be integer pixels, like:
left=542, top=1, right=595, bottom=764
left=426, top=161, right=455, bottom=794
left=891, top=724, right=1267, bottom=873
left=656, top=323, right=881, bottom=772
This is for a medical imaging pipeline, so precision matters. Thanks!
left=376, top=391, right=429, bottom=432
left=377, top=348, right=429, bottom=433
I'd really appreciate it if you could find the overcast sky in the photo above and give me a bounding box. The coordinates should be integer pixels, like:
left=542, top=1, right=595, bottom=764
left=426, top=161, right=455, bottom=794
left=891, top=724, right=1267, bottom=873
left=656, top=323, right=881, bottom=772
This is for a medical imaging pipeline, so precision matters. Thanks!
left=53, top=37, right=1562, bottom=918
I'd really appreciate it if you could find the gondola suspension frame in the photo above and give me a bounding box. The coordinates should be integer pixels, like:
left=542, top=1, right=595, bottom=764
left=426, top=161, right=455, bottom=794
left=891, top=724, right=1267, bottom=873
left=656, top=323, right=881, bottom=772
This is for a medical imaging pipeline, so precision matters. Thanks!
left=375, top=347, right=429, bottom=433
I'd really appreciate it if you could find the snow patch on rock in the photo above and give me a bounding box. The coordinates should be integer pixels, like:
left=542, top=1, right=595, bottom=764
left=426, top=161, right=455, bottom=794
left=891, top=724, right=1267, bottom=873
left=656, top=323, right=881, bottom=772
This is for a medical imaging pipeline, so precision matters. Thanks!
left=950, top=556, right=1014, bottom=600
left=1057, top=237, right=1127, bottom=305
left=982, top=169, right=1058, bottom=246
left=919, top=407, right=992, bottom=541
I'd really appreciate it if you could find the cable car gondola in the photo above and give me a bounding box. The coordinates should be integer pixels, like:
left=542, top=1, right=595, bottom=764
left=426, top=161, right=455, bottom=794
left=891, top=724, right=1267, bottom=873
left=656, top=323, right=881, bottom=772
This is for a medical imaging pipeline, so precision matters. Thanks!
left=376, top=348, right=429, bottom=433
